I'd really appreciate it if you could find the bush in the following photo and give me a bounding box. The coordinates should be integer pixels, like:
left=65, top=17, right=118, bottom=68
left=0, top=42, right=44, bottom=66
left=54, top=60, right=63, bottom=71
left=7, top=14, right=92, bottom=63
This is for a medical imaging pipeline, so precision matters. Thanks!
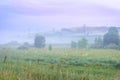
left=115, top=63, right=120, bottom=69
left=18, top=46, right=29, bottom=50
left=105, top=43, right=119, bottom=49
left=78, top=38, right=88, bottom=49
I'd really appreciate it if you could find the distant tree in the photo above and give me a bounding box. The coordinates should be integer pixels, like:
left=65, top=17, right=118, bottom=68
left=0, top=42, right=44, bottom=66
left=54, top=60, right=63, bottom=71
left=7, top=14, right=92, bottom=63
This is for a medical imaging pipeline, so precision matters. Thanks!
left=18, top=42, right=31, bottom=50
left=23, top=42, right=31, bottom=47
left=103, top=27, right=119, bottom=47
left=71, top=41, right=77, bottom=48
left=34, top=35, right=46, bottom=48
left=93, top=37, right=103, bottom=48
left=78, top=38, right=88, bottom=48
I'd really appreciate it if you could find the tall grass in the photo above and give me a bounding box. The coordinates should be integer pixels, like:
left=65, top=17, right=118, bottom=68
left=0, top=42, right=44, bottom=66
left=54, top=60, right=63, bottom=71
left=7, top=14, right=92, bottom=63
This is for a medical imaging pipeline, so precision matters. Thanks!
left=0, top=48, right=120, bottom=80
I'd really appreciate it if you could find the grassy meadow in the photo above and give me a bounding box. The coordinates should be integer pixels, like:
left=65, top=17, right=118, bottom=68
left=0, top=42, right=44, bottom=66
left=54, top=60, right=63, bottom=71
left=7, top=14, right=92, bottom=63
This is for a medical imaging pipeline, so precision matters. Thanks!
left=0, top=48, right=120, bottom=80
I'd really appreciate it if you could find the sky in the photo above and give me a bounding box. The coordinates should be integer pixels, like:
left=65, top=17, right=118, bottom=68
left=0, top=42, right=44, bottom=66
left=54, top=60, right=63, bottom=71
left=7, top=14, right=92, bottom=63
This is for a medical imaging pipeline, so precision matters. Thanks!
left=0, top=0, right=120, bottom=44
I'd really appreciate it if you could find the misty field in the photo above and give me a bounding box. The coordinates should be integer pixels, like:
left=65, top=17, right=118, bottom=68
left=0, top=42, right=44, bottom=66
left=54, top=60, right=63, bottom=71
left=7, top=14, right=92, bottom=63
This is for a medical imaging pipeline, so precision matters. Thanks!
left=0, top=48, right=120, bottom=80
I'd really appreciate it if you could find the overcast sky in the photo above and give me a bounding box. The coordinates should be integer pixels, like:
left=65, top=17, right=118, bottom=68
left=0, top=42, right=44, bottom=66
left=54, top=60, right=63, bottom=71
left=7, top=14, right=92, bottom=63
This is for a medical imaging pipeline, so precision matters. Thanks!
left=0, top=0, right=120, bottom=44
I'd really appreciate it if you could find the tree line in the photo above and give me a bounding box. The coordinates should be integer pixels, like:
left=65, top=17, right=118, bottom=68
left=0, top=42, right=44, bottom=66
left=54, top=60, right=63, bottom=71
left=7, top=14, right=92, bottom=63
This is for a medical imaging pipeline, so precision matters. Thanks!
left=18, top=27, right=120, bottom=50
left=71, top=27, right=120, bottom=49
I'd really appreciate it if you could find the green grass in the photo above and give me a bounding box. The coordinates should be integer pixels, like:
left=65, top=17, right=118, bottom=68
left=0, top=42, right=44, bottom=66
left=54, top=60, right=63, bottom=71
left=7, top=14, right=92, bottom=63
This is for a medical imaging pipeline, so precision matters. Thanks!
left=0, top=48, right=120, bottom=80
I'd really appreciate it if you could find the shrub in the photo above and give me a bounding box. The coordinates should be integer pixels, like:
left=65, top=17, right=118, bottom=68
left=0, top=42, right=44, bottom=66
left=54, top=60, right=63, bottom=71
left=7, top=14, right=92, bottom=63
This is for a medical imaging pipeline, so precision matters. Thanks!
left=105, top=43, right=119, bottom=49
left=115, top=63, right=120, bottom=69
left=18, top=46, right=28, bottom=50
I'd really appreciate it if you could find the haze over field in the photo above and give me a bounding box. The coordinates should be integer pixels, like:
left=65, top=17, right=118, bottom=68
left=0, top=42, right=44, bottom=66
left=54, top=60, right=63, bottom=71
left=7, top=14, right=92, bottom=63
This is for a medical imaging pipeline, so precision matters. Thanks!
left=0, top=0, right=120, bottom=44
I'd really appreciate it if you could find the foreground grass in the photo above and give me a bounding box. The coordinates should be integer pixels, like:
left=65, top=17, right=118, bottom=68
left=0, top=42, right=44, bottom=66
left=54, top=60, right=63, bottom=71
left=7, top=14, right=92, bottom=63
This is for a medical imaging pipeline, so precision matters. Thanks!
left=0, top=48, right=120, bottom=80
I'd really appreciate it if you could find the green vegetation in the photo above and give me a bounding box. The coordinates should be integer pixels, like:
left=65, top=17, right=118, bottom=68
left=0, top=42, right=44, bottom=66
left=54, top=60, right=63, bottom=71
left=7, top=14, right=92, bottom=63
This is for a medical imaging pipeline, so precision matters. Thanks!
left=92, top=37, right=103, bottom=49
left=103, top=27, right=120, bottom=48
left=78, top=38, right=88, bottom=49
left=0, top=48, right=120, bottom=80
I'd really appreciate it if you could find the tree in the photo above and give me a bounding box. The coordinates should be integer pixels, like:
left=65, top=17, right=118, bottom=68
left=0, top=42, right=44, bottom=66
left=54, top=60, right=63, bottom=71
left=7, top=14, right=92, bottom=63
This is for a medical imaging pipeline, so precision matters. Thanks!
left=103, top=27, right=119, bottom=47
left=34, top=35, right=46, bottom=48
left=93, top=37, right=103, bottom=48
left=78, top=38, right=88, bottom=48
left=71, top=41, right=77, bottom=48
